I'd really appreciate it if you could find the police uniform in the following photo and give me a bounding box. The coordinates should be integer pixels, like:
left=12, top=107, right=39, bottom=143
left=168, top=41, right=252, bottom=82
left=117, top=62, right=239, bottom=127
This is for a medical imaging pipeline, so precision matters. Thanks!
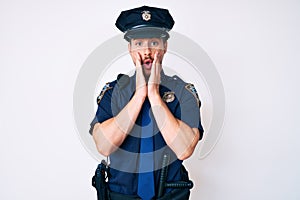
left=90, top=6, right=204, bottom=200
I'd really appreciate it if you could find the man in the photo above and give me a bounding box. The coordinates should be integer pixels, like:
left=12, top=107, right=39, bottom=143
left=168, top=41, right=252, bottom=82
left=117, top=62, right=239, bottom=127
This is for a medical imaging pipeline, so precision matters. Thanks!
left=90, top=6, right=204, bottom=200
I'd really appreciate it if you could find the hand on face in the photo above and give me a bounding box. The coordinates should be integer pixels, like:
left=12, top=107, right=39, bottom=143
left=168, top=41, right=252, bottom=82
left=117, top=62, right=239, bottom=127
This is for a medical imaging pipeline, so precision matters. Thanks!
left=133, top=51, right=162, bottom=100
left=130, top=38, right=166, bottom=99
left=147, top=52, right=162, bottom=97
left=130, top=38, right=165, bottom=76
left=134, top=52, right=147, bottom=99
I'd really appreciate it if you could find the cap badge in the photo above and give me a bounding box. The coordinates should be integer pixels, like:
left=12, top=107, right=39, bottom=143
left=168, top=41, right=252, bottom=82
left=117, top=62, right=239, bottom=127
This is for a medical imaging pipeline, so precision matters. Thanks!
left=162, top=91, right=175, bottom=103
left=142, top=10, right=151, bottom=21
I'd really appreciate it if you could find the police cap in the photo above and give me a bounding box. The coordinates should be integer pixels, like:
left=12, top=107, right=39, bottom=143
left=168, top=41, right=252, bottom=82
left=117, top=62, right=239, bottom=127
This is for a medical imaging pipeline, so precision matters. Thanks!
left=115, top=6, right=175, bottom=42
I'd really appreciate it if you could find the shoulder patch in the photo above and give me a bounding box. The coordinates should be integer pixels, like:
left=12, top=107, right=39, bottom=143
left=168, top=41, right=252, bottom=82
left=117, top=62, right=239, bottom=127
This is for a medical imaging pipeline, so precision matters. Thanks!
left=97, top=82, right=113, bottom=105
left=185, top=83, right=200, bottom=107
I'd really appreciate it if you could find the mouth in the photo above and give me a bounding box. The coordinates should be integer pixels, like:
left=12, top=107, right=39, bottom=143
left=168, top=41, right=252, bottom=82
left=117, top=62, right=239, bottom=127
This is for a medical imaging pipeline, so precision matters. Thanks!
left=142, top=59, right=153, bottom=70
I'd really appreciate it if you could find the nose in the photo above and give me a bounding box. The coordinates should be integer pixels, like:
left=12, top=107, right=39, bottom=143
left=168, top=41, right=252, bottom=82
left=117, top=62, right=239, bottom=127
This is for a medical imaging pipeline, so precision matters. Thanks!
left=143, top=45, right=151, bottom=57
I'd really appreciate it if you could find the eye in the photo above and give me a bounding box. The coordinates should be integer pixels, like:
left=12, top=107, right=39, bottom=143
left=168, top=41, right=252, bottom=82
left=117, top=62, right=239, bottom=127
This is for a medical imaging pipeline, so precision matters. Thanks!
left=150, top=41, right=159, bottom=46
left=135, top=41, right=143, bottom=46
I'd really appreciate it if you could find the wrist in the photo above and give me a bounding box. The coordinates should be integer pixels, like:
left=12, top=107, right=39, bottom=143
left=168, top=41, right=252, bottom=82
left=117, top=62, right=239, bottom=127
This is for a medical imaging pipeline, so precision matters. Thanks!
left=148, top=93, right=162, bottom=106
left=148, top=85, right=159, bottom=97
left=132, top=93, right=146, bottom=104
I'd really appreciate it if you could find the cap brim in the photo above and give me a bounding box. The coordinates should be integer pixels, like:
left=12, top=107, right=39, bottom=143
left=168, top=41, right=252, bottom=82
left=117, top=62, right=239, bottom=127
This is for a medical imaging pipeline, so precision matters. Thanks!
left=124, top=27, right=169, bottom=42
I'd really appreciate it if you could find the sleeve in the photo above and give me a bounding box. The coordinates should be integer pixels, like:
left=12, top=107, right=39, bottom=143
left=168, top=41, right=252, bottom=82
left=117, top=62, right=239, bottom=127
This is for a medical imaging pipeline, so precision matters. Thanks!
left=177, top=83, right=204, bottom=140
left=89, top=82, right=116, bottom=135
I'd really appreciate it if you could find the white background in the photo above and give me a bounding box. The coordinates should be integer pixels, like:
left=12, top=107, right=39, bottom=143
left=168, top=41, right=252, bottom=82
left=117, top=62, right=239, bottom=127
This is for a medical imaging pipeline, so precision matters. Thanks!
left=1, top=0, right=300, bottom=199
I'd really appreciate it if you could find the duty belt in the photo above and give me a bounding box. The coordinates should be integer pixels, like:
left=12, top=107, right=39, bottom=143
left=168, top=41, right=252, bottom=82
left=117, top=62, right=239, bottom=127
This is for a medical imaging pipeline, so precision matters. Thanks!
left=92, top=154, right=193, bottom=200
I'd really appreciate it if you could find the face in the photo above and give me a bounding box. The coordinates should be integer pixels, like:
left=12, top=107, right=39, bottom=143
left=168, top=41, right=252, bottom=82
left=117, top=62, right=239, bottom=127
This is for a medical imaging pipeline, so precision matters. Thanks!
left=129, top=38, right=167, bottom=77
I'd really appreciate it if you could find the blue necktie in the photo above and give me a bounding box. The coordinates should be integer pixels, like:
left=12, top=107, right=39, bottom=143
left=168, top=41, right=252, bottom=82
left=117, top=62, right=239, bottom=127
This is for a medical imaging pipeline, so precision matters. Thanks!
left=137, top=98, right=155, bottom=200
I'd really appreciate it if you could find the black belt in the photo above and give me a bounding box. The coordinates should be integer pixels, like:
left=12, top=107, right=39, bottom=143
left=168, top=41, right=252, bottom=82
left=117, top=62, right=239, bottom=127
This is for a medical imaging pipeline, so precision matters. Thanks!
left=108, top=190, right=141, bottom=200
left=108, top=188, right=190, bottom=200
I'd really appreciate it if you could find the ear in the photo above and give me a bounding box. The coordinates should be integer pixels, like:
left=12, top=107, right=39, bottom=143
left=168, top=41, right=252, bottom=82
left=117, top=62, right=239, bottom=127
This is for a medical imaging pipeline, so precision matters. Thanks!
left=128, top=42, right=134, bottom=58
left=128, top=42, right=131, bottom=52
left=128, top=42, right=135, bottom=64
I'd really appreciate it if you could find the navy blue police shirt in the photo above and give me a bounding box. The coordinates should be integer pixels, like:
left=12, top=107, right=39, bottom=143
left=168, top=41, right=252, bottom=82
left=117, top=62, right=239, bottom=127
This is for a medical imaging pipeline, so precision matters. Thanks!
left=90, top=71, right=204, bottom=196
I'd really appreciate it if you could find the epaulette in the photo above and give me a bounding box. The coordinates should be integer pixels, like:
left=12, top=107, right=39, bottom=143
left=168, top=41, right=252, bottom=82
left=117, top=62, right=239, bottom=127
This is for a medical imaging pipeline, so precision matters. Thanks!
left=117, top=73, right=130, bottom=88
left=171, top=75, right=185, bottom=83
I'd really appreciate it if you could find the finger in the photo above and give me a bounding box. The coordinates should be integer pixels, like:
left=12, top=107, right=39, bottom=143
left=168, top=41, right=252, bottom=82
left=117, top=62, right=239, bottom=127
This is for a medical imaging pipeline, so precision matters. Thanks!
left=154, top=52, right=162, bottom=75
left=150, top=53, right=157, bottom=79
left=135, top=52, right=145, bottom=81
left=134, top=52, right=141, bottom=67
left=153, top=52, right=158, bottom=64
left=154, top=52, right=160, bottom=72
left=149, top=52, right=161, bottom=85
left=135, top=52, right=142, bottom=68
